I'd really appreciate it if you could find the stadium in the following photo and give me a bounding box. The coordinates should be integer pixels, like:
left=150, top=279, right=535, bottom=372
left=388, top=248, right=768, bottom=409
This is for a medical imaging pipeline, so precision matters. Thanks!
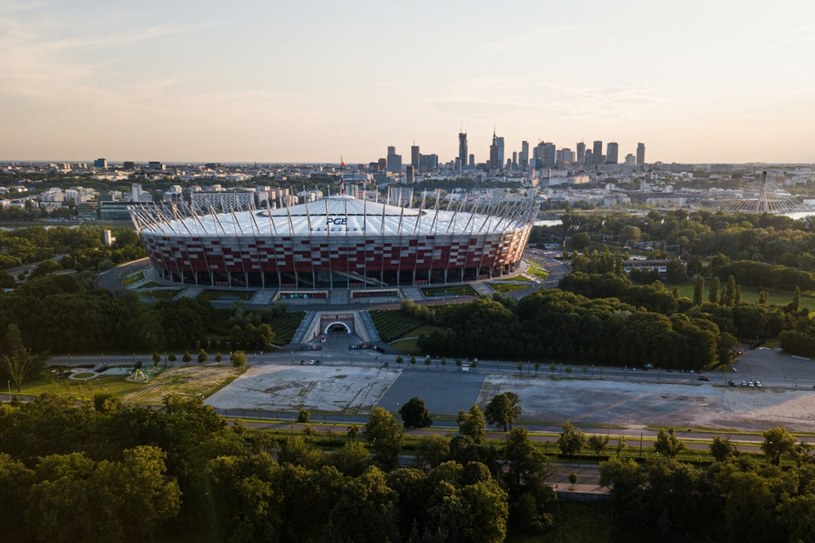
left=130, top=194, right=538, bottom=289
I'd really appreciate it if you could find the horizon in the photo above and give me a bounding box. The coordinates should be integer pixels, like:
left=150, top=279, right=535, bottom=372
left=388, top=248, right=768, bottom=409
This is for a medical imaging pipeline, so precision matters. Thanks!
left=3, top=1, right=815, bottom=164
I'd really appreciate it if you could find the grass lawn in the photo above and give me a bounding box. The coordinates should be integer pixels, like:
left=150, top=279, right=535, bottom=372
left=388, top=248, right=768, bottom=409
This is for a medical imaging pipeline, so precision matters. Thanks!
left=370, top=310, right=428, bottom=342
left=526, top=262, right=550, bottom=281
left=17, top=371, right=152, bottom=400
left=507, top=501, right=651, bottom=543
left=673, top=281, right=812, bottom=308
left=122, top=270, right=145, bottom=287
left=140, top=289, right=182, bottom=301
left=490, top=281, right=535, bottom=293
left=196, top=289, right=255, bottom=302
left=14, top=365, right=246, bottom=404
left=421, top=284, right=477, bottom=297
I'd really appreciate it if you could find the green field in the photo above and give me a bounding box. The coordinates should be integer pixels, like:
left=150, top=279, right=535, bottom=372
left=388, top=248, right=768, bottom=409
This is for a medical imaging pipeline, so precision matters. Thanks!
left=370, top=310, right=428, bottom=342
left=15, top=370, right=154, bottom=400
left=507, top=501, right=650, bottom=543
left=674, top=281, right=815, bottom=308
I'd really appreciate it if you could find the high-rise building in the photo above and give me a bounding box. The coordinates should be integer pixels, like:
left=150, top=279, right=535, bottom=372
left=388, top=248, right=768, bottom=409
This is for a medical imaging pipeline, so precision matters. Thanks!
left=411, top=144, right=420, bottom=170
left=560, top=148, right=574, bottom=165
left=94, top=158, right=107, bottom=169
left=576, top=142, right=586, bottom=164
left=585, top=149, right=594, bottom=165
left=534, top=141, right=556, bottom=169
left=637, top=142, right=646, bottom=165
left=592, top=141, right=603, bottom=165
left=405, top=165, right=415, bottom=183
left=489, top=131, right=500, bottom=170
left=520, top=141, right=529, bottom=169
left=606, top=142, right=619, bottom=164
left=512, top=151, right=518, bottom=167
left=386, top=146, right=402, bottom=173
left=468, top=154, right=475, bottom=168
left=624, top=153, right=636, bottom=166
left=419, top=154, right=439, bottom=171
left=496, top=137, right=505, bottom=168
left=458, top=132, right=468, bottom=172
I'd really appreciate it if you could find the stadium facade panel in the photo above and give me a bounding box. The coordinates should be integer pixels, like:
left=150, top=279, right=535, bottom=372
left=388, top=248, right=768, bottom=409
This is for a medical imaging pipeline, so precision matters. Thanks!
left=131, top=195, right=537, bottom=288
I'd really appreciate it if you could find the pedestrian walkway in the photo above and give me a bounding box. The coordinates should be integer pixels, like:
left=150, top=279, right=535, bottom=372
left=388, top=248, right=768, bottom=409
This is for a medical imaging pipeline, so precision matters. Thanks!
left=176, top=286, right=203, bottom=299
left=471, top=282, right=495, bottom=296
left=251, top=289, right=278, bottom=305
left=401, top=287, right=424, bottom=301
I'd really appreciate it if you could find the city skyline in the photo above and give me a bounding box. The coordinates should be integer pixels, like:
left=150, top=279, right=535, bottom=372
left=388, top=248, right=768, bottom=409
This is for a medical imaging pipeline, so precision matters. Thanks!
left=2, top=1, right=815, bottom=164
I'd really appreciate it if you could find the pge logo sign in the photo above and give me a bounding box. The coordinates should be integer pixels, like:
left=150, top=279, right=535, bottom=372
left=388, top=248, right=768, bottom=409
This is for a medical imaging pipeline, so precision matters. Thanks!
left=326, top=217, right=347, bottom=226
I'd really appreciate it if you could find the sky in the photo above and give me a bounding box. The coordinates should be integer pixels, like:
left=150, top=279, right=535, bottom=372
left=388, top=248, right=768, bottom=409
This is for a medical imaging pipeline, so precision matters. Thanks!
left=2, top=0, right=815, bottom=164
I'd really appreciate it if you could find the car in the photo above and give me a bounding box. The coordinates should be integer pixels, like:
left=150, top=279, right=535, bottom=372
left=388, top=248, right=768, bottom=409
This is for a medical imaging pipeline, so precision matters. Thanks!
left=747, top=381, right=755, bottom=387
left=728, top=380, right=737, bottom=386
left=755, top=381, right=762, bottom=388
left=740, top=381, right=748, bottom=387
left=314, top=360, right=321, bottom=366
left=697, top=376, right=711, bottom=382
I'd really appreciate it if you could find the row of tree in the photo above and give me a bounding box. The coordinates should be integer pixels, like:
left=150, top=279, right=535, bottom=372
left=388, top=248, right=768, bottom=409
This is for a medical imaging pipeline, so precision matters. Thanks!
left=0, top=393, right=560, bottom=542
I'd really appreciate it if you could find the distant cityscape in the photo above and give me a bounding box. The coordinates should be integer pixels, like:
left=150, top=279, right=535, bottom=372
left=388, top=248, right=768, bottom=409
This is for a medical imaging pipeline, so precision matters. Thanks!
left=2, top=129, right=815, bottom=222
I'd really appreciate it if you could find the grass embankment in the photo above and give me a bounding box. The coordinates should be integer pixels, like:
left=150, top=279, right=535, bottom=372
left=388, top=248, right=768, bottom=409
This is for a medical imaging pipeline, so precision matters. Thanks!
left=122, top=270, right=145, bottom=287
left=370, top=310, right=444, bottom=354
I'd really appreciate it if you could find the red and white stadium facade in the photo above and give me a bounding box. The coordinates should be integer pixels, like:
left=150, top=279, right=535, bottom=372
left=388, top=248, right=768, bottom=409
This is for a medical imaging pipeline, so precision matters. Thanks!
left=130, top=194, right=538, bottom=288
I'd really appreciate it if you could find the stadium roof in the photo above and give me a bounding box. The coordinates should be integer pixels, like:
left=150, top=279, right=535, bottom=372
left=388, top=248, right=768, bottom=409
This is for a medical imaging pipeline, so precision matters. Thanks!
left=132, top=195, right=538, bottom=237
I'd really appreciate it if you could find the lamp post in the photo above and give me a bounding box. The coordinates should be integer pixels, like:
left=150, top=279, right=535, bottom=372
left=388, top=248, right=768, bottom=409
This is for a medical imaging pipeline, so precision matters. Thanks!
left=7, top=380, right=10, bottom=398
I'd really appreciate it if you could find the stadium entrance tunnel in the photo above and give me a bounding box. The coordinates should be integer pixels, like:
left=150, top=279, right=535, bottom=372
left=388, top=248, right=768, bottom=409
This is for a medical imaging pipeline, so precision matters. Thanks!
left=325, top=322, right=352, bottom=335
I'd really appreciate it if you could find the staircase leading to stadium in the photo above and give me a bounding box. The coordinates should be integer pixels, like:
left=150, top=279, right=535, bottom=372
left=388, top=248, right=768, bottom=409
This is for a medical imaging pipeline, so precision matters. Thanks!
left=290, top=311, right=319, bottom=345
left=357, top=310, right=381, bottom=342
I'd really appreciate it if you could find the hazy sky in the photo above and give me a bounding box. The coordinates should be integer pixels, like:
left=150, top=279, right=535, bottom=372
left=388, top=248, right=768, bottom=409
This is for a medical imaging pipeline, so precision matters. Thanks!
left=2, top=0, right=815, bottom=164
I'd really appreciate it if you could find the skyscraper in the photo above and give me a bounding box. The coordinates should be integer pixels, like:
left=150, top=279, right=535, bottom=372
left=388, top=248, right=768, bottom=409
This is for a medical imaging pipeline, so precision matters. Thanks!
left=489, top=131, right=500, bottom=170
left=576, top=142, right=586, bottom=164
left=606, top=142, right=619, bottom=164
left=458, top=132, right=468, bottom=172
left=637, top=143, right=646, bottom=165
left=520, top=141, right=529, bottom=169
left=411, top=144, right=420, bottom=170
left=496, top=137, right=505, bottom=168
left=386, top=146, right=402, bottom=173
left=592, top=141, right=603, bottom=165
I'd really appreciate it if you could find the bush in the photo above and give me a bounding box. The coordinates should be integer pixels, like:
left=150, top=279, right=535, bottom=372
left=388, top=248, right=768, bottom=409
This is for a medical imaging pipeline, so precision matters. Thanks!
left=231, top=351, right=248, bottom=367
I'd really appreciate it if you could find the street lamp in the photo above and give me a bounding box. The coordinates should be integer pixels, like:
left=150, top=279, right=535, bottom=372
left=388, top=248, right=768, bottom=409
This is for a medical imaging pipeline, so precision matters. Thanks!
left=7, top=380, right=10, bottom=398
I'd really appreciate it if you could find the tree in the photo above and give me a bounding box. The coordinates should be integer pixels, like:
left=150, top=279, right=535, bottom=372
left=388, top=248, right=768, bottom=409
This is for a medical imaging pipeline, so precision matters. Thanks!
left=693, top=276, right=705, bottom=305
left=231, top=351, right=248, bottom=368
left=557, top=422, right=586, bottom=459
left=758, top=289, right=768, bottom=304
left=409, top=356, right=416, bottom=367
left=709, top=276, right=720, bottom=305
left=364, top=407, right=404, bottom=470
left=399, top=397, right=433, bottom=429
left=424, top=355, right=431, bottom=369
left=485, top=392, right=522, bottom=431
left=654, top=427, right=685, bottom=458
left=152, top=352, right=161, bottom=367
left=297, top=409, right=310, bottom=423
left=724, top=275, right=737, bottom=306
left=710, top=435, right=738, bottom=462
left=458, top=405, right=487, bottom=444
left=182, top=350, right=192, bottom=363
left=197, top=348, right=208, bottom=364
left=415, top=436, right=450, bottom=470
left=1, top=323, right=46, bottom=392
left=396, top=355, right=403, bottom=366
left=761, top=426, right=796, bottom=466
left=792, top=285, right=801, bottom=311
left=504, top=427, right=549, bottom=490
left=588, top=434, right=610, bottom=456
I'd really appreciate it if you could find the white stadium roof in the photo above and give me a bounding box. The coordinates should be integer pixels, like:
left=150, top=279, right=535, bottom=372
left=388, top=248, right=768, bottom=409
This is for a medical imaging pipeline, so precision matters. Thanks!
left=132, top=195, right=537, bottom=238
